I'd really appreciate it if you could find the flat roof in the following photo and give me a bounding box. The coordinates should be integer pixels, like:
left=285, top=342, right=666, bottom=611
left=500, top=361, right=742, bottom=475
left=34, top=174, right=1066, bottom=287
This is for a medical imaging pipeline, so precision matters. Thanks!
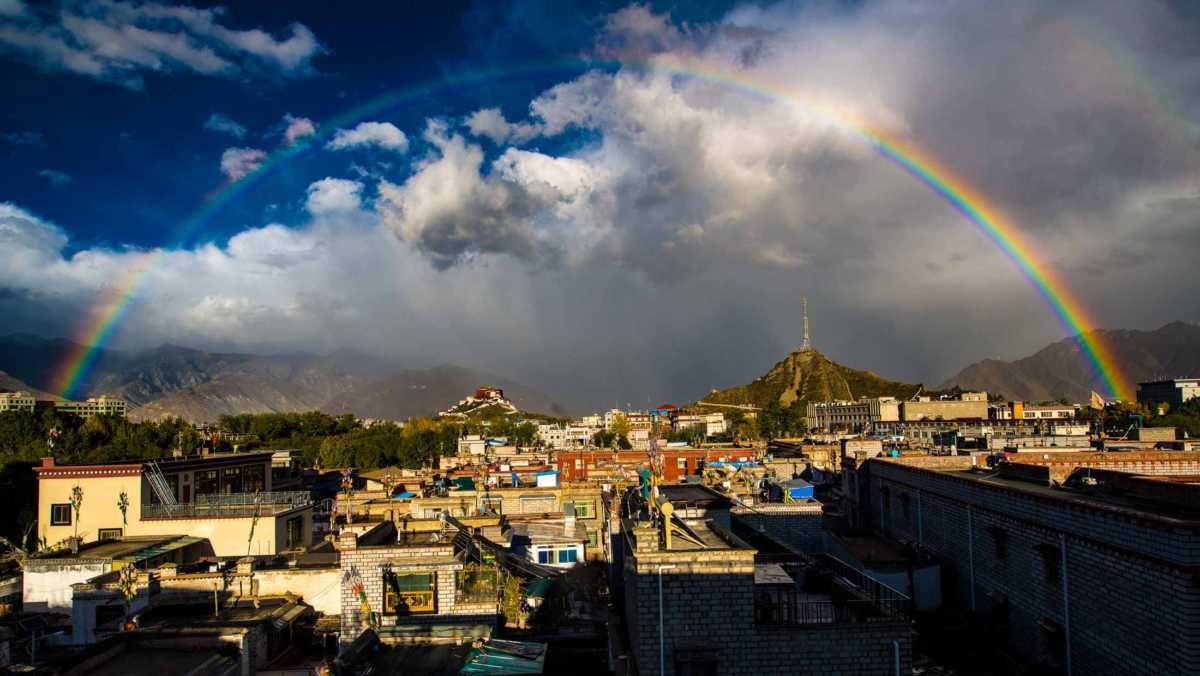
left=658, top=484, right=735, bottom=509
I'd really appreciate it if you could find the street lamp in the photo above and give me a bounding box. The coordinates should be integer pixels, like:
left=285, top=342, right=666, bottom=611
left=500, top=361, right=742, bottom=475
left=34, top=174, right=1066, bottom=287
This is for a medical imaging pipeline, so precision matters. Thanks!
left=657, top=564, right=677, bottom=676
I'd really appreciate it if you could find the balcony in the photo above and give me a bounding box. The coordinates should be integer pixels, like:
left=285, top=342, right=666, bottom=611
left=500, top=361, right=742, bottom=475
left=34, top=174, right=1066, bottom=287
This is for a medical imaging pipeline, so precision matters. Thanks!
left=141, top=491, right=312, bottom=519
left=755, top=554, right=910, bottom=626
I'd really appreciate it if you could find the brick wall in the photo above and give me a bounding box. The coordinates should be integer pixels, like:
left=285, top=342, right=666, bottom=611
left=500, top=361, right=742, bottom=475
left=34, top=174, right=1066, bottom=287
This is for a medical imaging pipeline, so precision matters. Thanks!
left=731, top=503, right=825, bottom=553
left=621, top=531, right=911, bottom=675
left=863, top=458, right=1200, bottom=675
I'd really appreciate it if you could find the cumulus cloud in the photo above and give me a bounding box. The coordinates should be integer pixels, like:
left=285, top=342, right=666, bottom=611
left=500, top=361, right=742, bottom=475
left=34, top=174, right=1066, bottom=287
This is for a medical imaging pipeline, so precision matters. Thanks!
left=326, top=121, right=408, bottom=152
left=305, top=177, right=363, bottom=215
left=464, top=108, right=542, bottom=145
left=281, top=114, right=316, bottom=144
left=219, top=147, right=266, bottom=181
left=203, top=112, right=246, bottom=139
left=0, top=0, right=323, bottom=88
left=37, top=169, right=70, bottom=186
left=5, top=1, right=1200, bottom=410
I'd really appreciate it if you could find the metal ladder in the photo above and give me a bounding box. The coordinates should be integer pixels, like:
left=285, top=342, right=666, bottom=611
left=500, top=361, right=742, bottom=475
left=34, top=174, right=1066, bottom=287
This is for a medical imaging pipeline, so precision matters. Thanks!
left=145, top=461, right=178, bottom=513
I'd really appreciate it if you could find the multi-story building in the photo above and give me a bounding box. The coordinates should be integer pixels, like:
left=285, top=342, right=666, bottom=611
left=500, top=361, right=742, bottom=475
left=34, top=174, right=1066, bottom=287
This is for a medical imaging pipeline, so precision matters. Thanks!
left=35, top=451, right=312, bottom=557
left=842, top=451, right=1200, bottom=675
left=995, top=402, right=1077, bottom=420
left=53, top=395, right=128, bottom=418
left=535, top=422, right=567, bottom=448
left=900, top=393, right=988, bottom=421
left=1137, top=378, right=1200, bottom=407
left=806, top=397, right=901, bottom=431
left=0, top=391, right=36, bottom=413
left=616, top=486, right=912, bottom=675
left=557, top=448, right=757, bottom=483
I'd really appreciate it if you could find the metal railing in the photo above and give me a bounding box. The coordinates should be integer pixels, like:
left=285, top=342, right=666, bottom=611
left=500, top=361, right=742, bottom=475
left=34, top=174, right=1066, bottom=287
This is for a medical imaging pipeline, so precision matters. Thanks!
left=141, top=491, right=311, bottom=519
left=755, top=554, right=911, bottom=627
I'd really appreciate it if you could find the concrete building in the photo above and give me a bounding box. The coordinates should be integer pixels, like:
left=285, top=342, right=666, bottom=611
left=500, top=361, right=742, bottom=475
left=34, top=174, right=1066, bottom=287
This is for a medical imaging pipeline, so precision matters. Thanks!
left=535, top=422, right=566, bottom=449
left=35, top=452, right=313, bottom=557
left=900, top=393, right=988, bottom=421
left=991, top=402, right=1077, bottom=420
left=0, top=391, right=36, bottom=413
left=617, top=486, right=912, bottom=675
left=53, top=396, right=128, bottom=418
left=806, top=397, right=901, bottom=431
left=1137, top=378, right=1200, bottom=407
left=336, top=522, right=500, bottom=645
left=842, top=451, right=1200, bottom=675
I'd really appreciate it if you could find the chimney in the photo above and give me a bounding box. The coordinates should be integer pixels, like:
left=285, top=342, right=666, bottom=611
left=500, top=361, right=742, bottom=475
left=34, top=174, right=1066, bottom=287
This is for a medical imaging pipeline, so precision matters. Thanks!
left=40, top=457, right=54, bottom=468
left=338, top=529, right=358, bottom=551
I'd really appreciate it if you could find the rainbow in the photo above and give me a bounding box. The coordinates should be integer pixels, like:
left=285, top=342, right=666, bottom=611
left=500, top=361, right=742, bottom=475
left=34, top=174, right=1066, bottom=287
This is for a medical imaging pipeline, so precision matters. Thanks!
left=49, top=55, right=1133, bottom=401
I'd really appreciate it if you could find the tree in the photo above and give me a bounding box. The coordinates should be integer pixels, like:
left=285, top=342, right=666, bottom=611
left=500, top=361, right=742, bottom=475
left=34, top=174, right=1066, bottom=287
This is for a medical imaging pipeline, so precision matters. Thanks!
left=610, top=413, right=631, bottom=440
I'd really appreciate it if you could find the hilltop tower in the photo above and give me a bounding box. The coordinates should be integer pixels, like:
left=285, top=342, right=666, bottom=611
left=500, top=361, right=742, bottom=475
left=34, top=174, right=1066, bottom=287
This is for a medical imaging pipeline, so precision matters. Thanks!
left=801, top=297, right=811, bottom=351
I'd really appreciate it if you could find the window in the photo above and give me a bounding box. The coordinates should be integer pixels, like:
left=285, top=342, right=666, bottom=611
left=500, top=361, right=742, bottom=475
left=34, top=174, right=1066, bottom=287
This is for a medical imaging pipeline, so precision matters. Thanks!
left=220, top=466, right=243, bottom=494
left=899, top=493, right=911, bottom=520
left=383, top=572, right=436, bottom=614
left=587, top=530, right=598, bottom=547
left=244, top=464, right=266, bottom=493
left=98, top=528, right=123, bottom=540
left=557, top=547, right=578, bottom=564
left=537, top=549, right=552, bottom=565
left=50, top=503, right=71, bottom=526
left=286, top=516, right=304, bottom=548
left=195, top=470, right=219, bottom=495
left=1034, top=543, right=1060, bottom=584
left=573, top=500, right=595, bottom=519
left=986, top=526, right=1008, bottom=560
left=480, top=496, right=503, bottom=515
left=677, top=457, right=688, bottom=470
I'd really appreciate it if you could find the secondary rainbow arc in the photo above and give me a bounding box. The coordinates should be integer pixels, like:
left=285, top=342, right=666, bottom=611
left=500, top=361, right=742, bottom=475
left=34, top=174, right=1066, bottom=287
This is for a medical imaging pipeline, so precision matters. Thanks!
left=49, top=56, right=1133, bottom=402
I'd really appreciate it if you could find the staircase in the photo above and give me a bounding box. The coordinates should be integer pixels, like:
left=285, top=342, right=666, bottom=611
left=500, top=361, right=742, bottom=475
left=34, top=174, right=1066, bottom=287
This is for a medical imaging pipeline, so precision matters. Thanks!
left=144, top=461, right=178, bottom=514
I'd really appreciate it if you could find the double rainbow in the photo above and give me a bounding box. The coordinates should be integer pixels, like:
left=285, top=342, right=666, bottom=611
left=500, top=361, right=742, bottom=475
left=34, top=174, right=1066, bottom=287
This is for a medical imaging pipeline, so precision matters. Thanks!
left=49, top=56, right=1132, bottom=401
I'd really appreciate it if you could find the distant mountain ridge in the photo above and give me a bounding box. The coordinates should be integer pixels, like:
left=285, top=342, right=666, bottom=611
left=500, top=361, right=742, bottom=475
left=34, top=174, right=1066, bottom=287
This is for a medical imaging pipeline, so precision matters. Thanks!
left=940, top=321, right=1200, bottom=401
left=0, top=334, right=565, bottom=422
left=700, top=346, right=926, bottom=410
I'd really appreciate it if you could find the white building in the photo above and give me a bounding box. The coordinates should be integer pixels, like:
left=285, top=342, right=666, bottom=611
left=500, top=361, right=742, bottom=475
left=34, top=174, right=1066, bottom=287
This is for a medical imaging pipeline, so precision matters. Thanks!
left=458, top=435, right=487, bottom=456
left=536, top=423, right=567, bottom=449
left=0, top=391, right=36, bottom=413
left=54, top=396, right=128, bottom=418
left=806, top=397, right=902, bottom=431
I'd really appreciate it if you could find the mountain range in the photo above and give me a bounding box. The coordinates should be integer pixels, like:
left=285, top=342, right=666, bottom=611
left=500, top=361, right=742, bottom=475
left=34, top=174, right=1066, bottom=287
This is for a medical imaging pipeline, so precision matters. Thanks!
left=939, top=321, right=1200, bottom=402
left=0, top=334, right=565, bottom=422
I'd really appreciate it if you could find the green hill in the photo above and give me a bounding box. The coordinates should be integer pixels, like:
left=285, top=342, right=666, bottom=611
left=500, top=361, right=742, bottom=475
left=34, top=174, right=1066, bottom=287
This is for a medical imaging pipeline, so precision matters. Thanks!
left=700, top=348, right=925, bottom=411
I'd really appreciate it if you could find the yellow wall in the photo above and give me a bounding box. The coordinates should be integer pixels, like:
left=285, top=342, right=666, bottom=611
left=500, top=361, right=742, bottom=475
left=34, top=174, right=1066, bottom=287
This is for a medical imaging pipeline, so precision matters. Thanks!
left=39, top=474, right=312, bottom=557
left=38, top=475, right=144, bottom=547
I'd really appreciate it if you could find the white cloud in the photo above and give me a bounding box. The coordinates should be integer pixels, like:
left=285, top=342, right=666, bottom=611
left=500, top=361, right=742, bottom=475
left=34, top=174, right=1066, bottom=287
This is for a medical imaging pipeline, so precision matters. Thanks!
left=4, top=130, right=42, bottom=146
left=282, top=114, right=316, bottom=144
left=305, top=178, right=363, bottom=215
left=219, top=147, right=267, bottom=181
left=464, top=108, right=542, bottom=145
left=37, top=169, right=71, bottom=186
left=203, top=113, right=246, bottom=139
left=0, top=0, right=323, bottom=88
left=326, top=121, right=408, bottom=152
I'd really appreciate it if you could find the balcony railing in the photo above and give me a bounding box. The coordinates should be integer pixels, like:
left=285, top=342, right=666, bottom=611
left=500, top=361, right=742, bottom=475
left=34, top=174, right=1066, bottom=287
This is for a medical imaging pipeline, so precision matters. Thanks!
left=141, top=491, right=312, bottom=519
left=755, top=554, right=910, bottom=627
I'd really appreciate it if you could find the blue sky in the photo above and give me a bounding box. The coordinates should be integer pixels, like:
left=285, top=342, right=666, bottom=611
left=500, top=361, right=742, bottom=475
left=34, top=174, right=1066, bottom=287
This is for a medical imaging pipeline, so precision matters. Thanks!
left=1, top=0, right=740, bottom=252
left=1, top=1, right=1197, bottom=410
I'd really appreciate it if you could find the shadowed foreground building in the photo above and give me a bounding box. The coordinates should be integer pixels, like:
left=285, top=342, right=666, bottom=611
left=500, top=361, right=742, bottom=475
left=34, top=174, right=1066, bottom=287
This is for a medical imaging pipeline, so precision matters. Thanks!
left=617, top=485, right=912, bottom=675
left=843, top=451, right=1200, bottom=675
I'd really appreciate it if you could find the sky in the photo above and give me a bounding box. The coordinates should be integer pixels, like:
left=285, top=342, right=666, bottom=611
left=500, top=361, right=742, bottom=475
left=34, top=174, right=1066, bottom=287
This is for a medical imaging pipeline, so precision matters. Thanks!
left=2, top=0, right=1199, bottom=412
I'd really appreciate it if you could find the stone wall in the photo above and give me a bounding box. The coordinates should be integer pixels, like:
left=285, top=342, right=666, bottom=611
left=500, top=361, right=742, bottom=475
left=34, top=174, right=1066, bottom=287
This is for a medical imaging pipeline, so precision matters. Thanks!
left=731, top=503, right=825, bottom=553
left=865, top=458, right=1200, bottom=675
left=621, top=523, right=912, bottom=675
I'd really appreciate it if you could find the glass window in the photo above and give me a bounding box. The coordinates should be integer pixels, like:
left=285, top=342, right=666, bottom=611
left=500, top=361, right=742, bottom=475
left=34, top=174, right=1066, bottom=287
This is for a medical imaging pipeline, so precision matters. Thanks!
left=537, top=549, right=552, bottom=564
left=573, top=500, right=595, bottom=519
left=97, top=528, right=123, bottom=540
left=286, top=516, right=304, bottom=548
left=244, top=464, right=266, bottom=493
left=195, top=470, right=219, bottom=495
left=220, top=466, right=243, bottom=494
left=557, top=548, right=577, bottom=564
left=384, top=572, right=436, bottom=614
left=50, top=504, right=71, bottom=526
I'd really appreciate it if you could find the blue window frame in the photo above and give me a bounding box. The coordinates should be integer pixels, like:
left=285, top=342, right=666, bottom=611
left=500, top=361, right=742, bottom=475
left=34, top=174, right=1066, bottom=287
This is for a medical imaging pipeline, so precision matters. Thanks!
left=537, top=549, right=552, bottom=564
left=557, top=548, right=577, bottom=564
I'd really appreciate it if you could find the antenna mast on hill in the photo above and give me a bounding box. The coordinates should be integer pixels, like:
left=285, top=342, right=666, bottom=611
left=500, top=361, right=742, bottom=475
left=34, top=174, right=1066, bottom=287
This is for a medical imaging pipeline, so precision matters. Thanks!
left=801, top=297, right=811, bottom=351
